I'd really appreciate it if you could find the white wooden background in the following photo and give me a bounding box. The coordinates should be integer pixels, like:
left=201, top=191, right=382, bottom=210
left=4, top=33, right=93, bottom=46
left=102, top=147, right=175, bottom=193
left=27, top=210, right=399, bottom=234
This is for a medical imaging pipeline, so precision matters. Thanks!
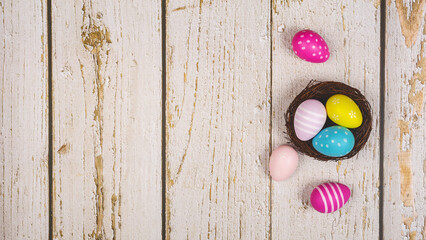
left=0, top=0, right=424, bottom=239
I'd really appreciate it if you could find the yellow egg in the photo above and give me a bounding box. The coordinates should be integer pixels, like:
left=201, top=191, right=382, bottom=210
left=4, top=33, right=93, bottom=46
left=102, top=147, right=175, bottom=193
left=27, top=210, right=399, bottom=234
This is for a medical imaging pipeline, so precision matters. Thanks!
left=326, top=94, right=363, bottom=128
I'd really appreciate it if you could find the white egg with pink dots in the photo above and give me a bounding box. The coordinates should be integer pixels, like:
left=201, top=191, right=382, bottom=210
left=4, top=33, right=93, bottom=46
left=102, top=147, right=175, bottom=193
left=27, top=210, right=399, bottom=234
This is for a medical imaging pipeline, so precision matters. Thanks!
left=291, top=30, right=330, bottom=63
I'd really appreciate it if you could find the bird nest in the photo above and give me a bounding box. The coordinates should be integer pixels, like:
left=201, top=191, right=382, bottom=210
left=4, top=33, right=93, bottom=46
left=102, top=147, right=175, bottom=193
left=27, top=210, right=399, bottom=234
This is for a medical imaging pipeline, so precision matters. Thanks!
left=285, top=80, right=372, bottom=161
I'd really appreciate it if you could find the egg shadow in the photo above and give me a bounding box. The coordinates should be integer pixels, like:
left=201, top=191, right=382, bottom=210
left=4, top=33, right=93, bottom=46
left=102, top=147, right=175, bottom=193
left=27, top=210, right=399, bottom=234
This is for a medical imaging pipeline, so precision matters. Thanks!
left=267, top=78, right=315, bottom=177
left=278, top=26, right=304, bottom=57
left=260, top=142, right=271, bottom=177
left=300, top=180, right=327, bottom=207
left=265, top=26, right=334, bottom=177
left=271, top=77, right=310, bottom=146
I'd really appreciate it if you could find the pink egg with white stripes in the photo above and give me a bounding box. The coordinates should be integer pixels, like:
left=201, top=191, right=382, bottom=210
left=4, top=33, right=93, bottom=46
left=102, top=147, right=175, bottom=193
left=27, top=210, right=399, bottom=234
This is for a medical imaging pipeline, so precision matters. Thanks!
left=293, top=99, right=327, bottom=141
left=269, top=145, right=299, bottom=181
left=292, top=30, right=330, bottom=63
left=310, top=182, right=351, bottom=213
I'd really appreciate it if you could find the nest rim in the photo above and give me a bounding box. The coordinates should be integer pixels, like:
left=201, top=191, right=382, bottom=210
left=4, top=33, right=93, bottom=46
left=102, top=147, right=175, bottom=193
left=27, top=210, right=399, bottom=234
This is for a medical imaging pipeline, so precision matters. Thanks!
left=285, top=80, right=373, bottom=161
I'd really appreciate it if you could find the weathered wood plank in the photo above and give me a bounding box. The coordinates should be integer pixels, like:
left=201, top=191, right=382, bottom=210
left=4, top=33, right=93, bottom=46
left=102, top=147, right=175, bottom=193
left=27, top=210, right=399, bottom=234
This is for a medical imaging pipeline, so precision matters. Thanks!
left=165, top=0, right=271, bottom=239
left=52, top=0, right=162, bottom=239
left=0, top=0, right=49, bottom=239
left=271, top=1, right=381, bottom=239
left=383, top=0, right=425, bottom=239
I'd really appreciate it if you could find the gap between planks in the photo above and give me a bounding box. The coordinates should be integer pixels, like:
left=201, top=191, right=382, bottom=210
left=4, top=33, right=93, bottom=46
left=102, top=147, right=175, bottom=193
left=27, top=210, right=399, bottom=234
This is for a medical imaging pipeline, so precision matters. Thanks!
left=161, top=1, right=167, bottom=240
left=378, top=0, right=386, bottom=239
left=47, top=0, right=53, bottom=239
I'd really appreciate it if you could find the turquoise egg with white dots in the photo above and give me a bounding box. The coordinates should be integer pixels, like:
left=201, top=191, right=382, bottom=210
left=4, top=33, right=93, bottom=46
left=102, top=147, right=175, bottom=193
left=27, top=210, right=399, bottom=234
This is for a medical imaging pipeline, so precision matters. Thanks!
left=312, top=126, right=355, bottom=157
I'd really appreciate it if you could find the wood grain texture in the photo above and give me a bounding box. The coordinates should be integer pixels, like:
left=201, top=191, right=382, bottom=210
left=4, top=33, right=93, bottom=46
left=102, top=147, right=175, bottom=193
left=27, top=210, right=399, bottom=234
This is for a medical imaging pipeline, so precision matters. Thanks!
left=165, top=0, right=271, bottom=239
left=271, top=1, right=381, bottom=239
left=52, top=0, right=162, bottom=239
left=384, top=0, right=425, bottom=239
left=0, top=0, right=49, bottom=239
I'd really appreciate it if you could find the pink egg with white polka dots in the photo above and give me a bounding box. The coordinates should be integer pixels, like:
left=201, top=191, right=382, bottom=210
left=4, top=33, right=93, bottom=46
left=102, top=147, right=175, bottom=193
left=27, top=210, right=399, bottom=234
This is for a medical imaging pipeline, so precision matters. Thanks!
left=292, top=30, right=330, bottom=63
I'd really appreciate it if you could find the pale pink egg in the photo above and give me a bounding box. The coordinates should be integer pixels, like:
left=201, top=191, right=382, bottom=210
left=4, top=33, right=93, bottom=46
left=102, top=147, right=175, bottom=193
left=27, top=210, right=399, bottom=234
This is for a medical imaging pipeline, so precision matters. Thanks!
left=269, top=145, right=298, bottom=181
left=292, top=30, right=330, bottom=63
left=310, top=182, right=351, bottom=213
left=294, top=99, right=327, bottom=141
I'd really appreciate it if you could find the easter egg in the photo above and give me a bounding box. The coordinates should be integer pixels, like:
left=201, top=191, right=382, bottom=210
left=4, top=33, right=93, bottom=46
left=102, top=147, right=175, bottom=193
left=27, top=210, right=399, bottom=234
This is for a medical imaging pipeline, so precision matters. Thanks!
left=310, top=182, right=351, bottom=213
left=293, top=99, right=327, bottom=141
left=269, top=145, right=298, bottom=181
left=326, top=94, right=363, bottom=128
left=292, top=30, right=330, bottom=63
left=312, top=126, right=355, bottom=157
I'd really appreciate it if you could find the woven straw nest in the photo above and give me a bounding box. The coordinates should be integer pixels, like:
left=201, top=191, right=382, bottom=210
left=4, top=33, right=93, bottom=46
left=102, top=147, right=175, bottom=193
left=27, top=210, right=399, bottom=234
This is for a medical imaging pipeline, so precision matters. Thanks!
left=285, top=80, right=372, bottom=161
